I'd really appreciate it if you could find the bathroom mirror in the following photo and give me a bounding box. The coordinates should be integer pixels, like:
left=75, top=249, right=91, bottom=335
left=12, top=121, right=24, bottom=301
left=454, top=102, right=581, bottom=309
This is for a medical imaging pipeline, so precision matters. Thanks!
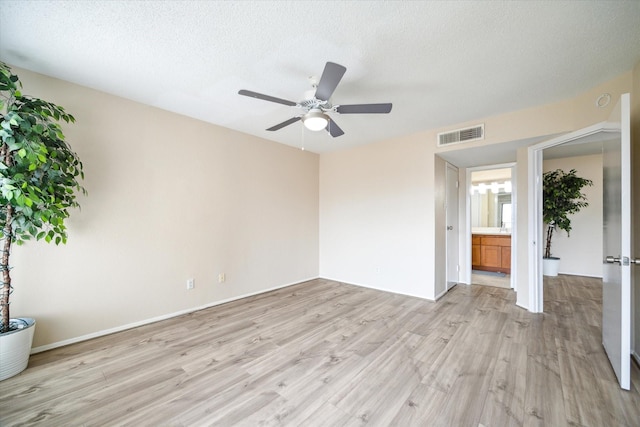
left=470, top=168, right=512, bottom=231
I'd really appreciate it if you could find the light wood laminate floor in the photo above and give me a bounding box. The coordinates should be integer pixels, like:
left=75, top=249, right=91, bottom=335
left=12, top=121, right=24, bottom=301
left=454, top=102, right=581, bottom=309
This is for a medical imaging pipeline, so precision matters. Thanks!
left=1, top=276, right=639, bottom=426
left=471, top=271, right=511, bottom=289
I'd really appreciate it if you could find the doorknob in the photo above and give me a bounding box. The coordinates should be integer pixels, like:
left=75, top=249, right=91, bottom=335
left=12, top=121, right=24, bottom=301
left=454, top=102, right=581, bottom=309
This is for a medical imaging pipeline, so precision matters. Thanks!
left=606, top=256, right=640, bottom=265
left=447, top=226, right=453, bottom=231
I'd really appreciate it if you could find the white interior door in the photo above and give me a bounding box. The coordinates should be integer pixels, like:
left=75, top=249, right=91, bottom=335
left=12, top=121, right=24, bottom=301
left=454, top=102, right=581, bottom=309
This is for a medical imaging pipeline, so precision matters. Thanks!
left=529, top=94, right=633, bottom=389
left=446, top=163, right=459, bottom=289
left=602, top=94, right=631, bottom=390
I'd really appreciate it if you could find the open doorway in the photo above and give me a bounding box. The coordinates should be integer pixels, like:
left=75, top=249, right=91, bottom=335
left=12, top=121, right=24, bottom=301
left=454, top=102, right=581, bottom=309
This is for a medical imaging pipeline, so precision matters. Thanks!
left=527, top=124, right=616, bottom=313
left=467, top=164, right=516, bottom=289
left=527, top=94, right=632, bottom=390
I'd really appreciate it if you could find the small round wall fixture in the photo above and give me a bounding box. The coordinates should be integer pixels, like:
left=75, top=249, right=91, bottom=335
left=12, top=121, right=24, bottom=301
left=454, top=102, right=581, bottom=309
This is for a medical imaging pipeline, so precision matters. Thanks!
left=596, top=93, right=611, bottom=108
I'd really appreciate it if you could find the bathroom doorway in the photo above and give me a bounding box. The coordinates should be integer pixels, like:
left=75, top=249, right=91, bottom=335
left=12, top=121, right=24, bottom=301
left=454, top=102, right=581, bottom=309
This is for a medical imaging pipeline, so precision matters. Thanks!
left=468, top=164, right=515, bottom=289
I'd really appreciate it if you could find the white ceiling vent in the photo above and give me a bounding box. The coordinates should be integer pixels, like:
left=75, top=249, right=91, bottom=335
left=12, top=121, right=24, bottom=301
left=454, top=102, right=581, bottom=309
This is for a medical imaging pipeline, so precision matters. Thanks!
left=437, top=124, right=484, bottom=147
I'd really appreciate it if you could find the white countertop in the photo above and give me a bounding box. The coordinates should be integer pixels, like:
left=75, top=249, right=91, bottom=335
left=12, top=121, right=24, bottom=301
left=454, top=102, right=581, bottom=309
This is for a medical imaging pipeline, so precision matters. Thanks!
left=472, top=227, right=511, bottom=235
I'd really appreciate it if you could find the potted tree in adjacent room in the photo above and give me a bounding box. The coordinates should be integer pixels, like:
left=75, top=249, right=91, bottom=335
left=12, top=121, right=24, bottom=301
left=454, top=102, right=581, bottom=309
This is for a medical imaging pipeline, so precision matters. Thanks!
left=0, top=62, right=85, bottom=380
left=542, top=168, right=592, bottom=276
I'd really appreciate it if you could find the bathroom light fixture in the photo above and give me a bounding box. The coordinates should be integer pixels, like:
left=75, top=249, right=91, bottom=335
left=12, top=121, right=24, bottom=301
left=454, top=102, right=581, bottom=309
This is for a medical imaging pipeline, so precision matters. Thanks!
left=471, top=180, right=512, bottom=195
left=302, top=108, right=329, bottom=131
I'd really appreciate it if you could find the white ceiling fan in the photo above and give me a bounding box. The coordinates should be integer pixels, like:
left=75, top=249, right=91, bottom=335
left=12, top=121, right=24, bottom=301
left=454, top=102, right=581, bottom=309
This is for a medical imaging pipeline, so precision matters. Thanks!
left=238, top=61, right=392, bottom=137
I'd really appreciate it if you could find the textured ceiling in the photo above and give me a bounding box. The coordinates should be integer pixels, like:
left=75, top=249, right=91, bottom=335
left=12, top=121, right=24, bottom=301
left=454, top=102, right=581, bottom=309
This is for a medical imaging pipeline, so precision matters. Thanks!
left=1, top=1, right=639, bottom=154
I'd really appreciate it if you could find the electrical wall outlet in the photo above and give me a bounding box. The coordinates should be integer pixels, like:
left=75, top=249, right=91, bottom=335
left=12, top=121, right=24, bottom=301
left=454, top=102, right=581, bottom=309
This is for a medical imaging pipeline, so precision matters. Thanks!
left=187, top=278, right=195, bottom=290
left=218, top=273, right=225, bottom=283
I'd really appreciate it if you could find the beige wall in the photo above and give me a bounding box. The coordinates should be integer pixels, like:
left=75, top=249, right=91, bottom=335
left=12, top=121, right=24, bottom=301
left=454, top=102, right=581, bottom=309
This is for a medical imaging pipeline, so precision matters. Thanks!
left=10, top=67, right=320, bottom=349
left=9, top=63, right=638, bottom=350
left=543, top=154, right=603, bottom=277
left=320, top=71, right=633, bottom=307
left=319, top=136, right=434, bottom=298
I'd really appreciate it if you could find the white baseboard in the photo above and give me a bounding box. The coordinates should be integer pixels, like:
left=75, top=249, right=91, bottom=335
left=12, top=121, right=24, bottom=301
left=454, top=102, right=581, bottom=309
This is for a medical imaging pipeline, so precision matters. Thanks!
left=31, top=276, right=318, bottom=354
left=434, top=288, right=448, bottom=301
left=633, top=351, right=640, bottom=366
left=319, top=276, right=435, bottom=302
left=558, top=272, right=603, bottom=279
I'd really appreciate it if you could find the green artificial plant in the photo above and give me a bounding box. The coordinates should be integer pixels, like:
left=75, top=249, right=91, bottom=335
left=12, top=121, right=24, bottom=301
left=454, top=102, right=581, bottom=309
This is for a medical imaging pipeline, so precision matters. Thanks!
left=0, top=62, right=85, bottom=334
left=542, top=168, right=592, bottom=259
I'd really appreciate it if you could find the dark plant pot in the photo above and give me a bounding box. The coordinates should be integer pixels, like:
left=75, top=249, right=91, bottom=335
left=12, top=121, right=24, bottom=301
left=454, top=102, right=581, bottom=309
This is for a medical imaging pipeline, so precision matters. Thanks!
left=0, top=318, right=36, bottom=381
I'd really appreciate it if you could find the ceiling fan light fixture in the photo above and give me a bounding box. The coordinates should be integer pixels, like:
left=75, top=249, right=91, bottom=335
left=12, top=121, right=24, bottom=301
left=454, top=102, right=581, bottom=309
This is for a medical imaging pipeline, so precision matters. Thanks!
left=302, top=109, right=329, bottom=131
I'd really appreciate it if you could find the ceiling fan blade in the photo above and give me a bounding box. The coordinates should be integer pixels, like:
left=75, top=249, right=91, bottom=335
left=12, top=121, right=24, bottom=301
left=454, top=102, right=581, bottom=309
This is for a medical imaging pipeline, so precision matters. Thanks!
left=266, top=117, right=301, bottom=131
left=238, top=89, right=297, bottom=107
left=326, top=118, right=345, bottom=137
left=336, top=103, right=393, bottom=114
left=314, top=62, right=347, bottom=101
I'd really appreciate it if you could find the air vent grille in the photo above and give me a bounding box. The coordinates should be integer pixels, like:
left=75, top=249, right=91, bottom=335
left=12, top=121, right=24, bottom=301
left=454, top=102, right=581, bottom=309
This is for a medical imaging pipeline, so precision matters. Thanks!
left=437, top=124, right=484, bottom=146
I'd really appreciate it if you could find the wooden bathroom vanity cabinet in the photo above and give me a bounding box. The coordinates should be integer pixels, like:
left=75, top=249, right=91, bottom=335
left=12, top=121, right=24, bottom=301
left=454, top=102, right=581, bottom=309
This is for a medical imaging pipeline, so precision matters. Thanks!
left=472, top=234, right=511, bottom=274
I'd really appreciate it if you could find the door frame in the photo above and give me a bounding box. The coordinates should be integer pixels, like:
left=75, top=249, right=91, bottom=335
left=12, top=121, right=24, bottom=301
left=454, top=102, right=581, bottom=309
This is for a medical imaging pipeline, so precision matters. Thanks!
left=527, top=121, right=609, bottom=313
left=465, top=162, right=517, bottom=289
